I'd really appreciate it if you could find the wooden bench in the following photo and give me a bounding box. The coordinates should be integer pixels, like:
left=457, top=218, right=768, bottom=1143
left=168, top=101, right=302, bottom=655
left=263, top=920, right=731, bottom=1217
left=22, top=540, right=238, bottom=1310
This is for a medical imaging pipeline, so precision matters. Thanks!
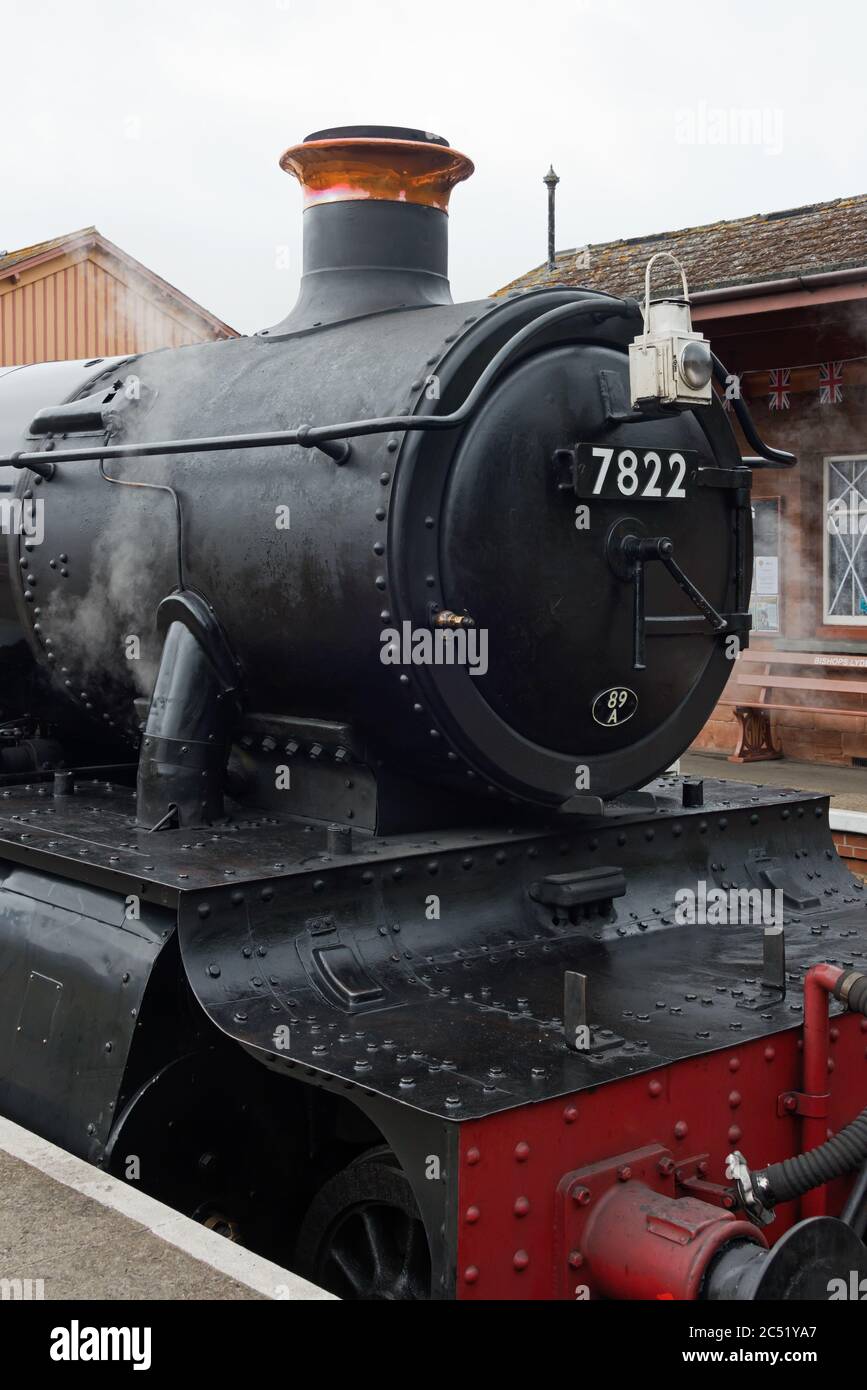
left=720, top=648, right=867, bottom=763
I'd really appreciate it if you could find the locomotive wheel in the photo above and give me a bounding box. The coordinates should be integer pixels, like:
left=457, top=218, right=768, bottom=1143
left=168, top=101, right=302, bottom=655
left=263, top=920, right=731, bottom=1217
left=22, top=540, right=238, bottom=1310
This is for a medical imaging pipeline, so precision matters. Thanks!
left=295, top=1148, right=431, bottom=1300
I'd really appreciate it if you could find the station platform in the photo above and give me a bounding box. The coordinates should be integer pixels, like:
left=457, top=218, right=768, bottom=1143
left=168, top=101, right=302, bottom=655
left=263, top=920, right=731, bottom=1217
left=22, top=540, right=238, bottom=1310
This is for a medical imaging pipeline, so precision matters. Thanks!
left=682, top=749, right=867, bottom=812
left=0, top=1117, right=333, bottom=1301
left=682, top=750, right=867, bottom=876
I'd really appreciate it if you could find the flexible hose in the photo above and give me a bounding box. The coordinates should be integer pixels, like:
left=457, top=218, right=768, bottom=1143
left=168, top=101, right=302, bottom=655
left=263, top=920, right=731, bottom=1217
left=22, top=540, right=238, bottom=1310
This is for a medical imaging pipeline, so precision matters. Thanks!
left=755, top=970, right=867, bottom=1205
left=841, top=1158, right=867, bottom=1237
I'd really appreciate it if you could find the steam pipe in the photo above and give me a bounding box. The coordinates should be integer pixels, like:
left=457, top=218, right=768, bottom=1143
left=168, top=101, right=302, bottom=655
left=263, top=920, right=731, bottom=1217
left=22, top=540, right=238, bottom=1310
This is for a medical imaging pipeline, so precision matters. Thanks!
left=800, top=961, right=841, bottom=1216
left=2, top=297, right=636, bottom=471
left=5, top=309, right=793, bottom=488
left=137, top=591, right=240, bottom=829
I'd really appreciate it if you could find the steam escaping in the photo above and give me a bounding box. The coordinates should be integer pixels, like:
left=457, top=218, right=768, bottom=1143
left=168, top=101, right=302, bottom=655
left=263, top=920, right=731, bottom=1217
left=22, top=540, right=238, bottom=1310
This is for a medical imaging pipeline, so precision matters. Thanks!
left=39, top=341, right=231, bottom=725
left=45, top=476, right=171, bottom=710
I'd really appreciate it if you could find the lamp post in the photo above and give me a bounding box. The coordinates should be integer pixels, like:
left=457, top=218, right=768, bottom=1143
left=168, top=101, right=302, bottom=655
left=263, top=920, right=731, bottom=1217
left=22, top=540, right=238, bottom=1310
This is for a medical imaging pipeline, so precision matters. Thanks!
left=543, top=165, right=559, bottom=272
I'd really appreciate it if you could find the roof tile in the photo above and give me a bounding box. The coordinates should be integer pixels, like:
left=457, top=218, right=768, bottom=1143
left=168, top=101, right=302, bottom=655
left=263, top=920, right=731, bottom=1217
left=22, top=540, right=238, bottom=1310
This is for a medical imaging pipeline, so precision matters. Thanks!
left=496, top=194, right=867, bottom=299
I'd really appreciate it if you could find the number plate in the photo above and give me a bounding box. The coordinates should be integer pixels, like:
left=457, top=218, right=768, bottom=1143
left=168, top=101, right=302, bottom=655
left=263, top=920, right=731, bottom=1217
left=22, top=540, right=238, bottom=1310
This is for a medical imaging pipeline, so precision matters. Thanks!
left=592, top=685, right=638, bottom=727
left=573, top=445, right=696, bottom=501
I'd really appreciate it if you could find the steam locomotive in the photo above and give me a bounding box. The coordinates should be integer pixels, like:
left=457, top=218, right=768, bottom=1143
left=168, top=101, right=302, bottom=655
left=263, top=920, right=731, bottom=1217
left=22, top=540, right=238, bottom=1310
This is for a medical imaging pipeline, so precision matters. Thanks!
left=0, top=126, right=865, bottom=1301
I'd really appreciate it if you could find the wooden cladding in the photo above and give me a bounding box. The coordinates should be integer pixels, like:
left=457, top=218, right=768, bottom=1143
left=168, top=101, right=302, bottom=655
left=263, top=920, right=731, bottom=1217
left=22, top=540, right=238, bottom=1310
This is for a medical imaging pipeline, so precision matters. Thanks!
left=0, top=243, right=235, bottom=366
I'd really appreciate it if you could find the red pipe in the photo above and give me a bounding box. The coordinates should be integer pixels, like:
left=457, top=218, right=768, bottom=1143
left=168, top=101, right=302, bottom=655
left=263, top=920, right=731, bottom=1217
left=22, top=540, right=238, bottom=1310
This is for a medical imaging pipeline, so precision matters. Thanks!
left=801, top=963, right=844, bottom=1218
left=581, top=1184, right=767, bottom=1300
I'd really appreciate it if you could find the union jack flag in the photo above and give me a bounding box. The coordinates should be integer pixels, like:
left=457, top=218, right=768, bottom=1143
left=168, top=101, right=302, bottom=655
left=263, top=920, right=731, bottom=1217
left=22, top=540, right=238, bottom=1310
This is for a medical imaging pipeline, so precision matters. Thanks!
left=768, top=368, right=790, bottom=410
left=819, top=361, right=844, bottom=405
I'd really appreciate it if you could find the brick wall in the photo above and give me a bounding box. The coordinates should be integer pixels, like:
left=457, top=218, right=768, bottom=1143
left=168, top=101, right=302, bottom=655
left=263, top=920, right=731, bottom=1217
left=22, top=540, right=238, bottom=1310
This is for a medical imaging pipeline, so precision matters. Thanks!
left=832, top=828, right=867, bottom=879
left=692, top=704, right=867, bottom=765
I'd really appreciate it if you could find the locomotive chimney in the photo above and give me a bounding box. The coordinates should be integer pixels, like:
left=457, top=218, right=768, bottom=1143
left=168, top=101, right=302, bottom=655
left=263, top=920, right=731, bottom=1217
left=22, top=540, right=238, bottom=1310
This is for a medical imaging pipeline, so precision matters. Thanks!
left=270, top=125, right=474, bottom=332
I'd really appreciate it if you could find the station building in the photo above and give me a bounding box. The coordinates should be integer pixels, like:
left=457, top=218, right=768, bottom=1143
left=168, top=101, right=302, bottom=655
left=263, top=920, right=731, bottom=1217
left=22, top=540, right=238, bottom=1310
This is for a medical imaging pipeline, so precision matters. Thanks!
left=0, top=226, right=237, bottom=364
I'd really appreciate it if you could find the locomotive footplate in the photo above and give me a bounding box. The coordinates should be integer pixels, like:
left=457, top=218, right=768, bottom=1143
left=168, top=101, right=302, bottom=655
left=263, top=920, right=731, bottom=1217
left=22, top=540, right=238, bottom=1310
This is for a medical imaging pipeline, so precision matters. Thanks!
left=0, top=775, right=862, bottom=1123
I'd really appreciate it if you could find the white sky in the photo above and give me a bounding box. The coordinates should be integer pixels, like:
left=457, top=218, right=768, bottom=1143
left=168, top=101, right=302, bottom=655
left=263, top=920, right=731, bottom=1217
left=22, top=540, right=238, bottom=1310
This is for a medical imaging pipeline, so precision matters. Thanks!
left=2, top=0, right=866, bottom=335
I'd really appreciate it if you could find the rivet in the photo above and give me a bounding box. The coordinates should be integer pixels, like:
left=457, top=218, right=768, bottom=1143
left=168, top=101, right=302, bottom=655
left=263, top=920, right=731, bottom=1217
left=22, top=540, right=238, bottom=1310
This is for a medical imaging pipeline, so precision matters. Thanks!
left=514, top=1141, right=530, bottom=1162
left=514, top=1196, right=530, bottom=1217
left=513, top=1250, right=529, bottom=1271
left=466, top=1146, right=481, bottom=1166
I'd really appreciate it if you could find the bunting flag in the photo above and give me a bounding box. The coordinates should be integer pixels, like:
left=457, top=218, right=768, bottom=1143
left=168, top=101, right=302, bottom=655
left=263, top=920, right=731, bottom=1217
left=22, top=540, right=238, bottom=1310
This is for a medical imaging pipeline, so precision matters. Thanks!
left=819, top=361, right=844, bottom=405
left=768, top=367, right=790, bottom=410
left=714, top=355, right=865, bottom=410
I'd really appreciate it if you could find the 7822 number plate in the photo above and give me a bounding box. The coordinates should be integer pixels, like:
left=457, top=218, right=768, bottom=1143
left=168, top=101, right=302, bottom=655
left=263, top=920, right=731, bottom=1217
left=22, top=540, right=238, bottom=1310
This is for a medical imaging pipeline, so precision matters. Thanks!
left=572, top=445, right=696, bottom=501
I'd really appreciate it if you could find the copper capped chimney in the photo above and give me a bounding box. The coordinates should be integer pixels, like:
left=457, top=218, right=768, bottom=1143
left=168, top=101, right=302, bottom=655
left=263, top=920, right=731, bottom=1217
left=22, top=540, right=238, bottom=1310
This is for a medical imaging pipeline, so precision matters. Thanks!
left=268, top=125, right=474, bottom=333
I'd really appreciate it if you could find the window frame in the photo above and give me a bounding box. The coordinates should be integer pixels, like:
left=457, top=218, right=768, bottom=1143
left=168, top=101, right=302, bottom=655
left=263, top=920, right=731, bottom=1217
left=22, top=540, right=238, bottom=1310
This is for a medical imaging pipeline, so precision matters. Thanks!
left=823, top=453, right=867, bottom=627
left=750, top=495, right=782, bottom=635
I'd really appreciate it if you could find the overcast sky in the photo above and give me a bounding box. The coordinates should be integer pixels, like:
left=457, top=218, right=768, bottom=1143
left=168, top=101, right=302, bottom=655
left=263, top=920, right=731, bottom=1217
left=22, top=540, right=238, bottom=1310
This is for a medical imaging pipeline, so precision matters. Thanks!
left=3, top=0, right=865, bottom=335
